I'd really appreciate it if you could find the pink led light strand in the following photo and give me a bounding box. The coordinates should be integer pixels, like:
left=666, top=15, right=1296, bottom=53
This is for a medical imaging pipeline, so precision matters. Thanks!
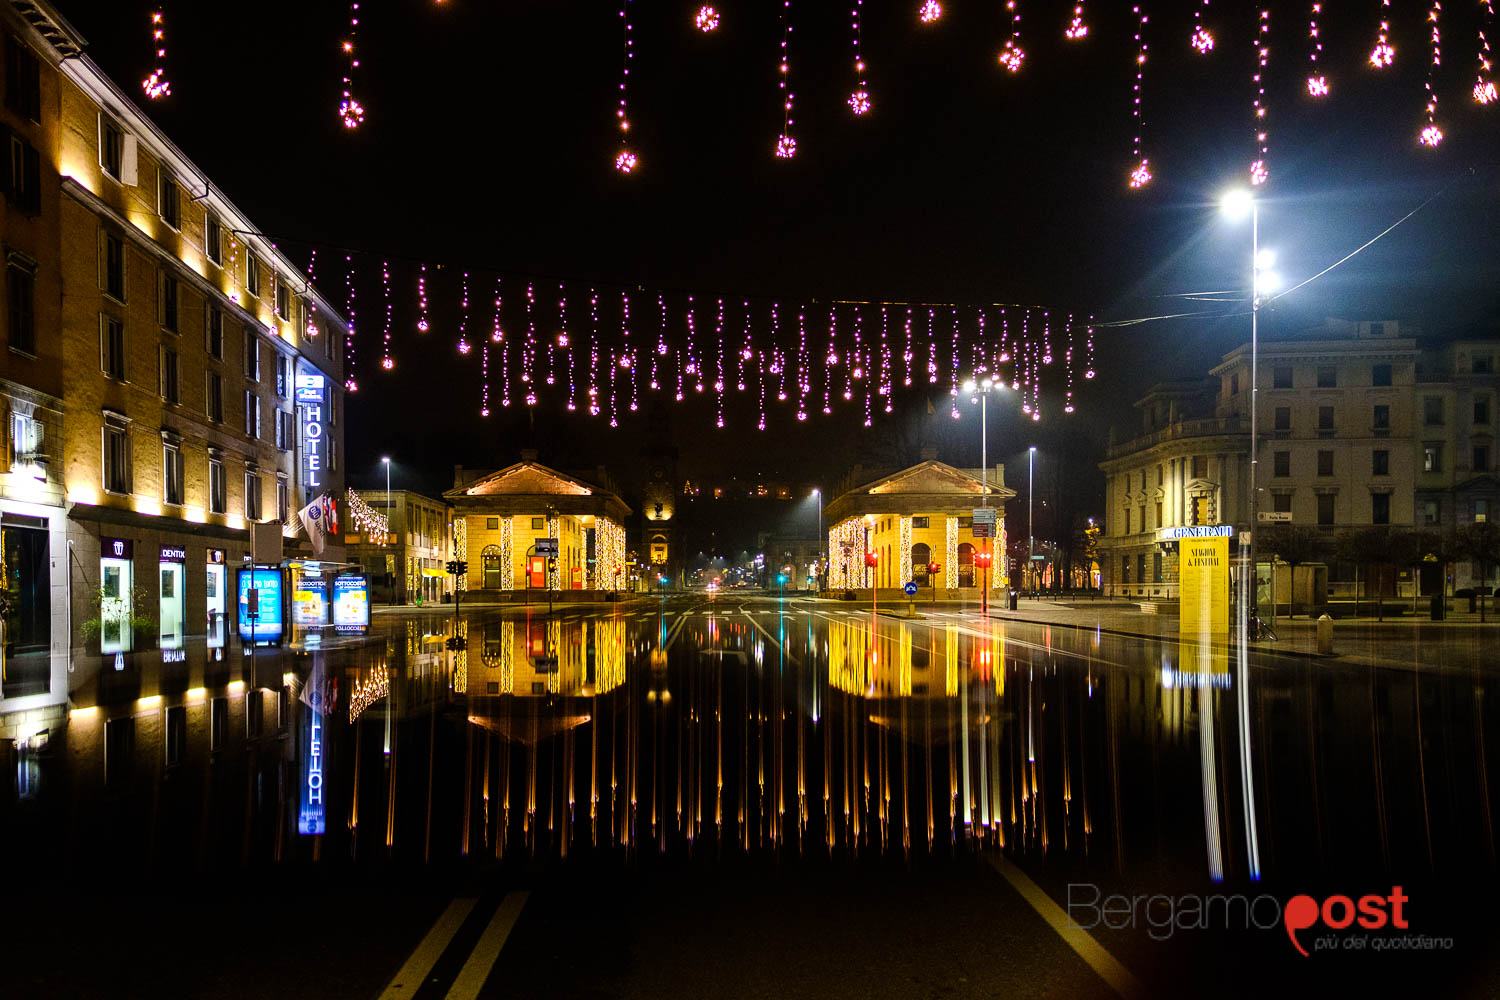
left=304, top=250, right=321, bottom=340
left=919, top=1, right=943, bottom=24
left=456, top=271, right=470, bottom=356
left=776, top=1, right=797, bottom=158
left=1307, top=4, right=1329, bottom=96
left=615, top=0, right=637, bottom=172
left=1129, top=6, right=1152, bottom=188
left=340, top=2, right=365, bottom=128
left=1421, top=2, right=1445, bottom=145
left=1477, top=0, right=1497, bottom=103
left=1250, top=10, right=1270, bottom=186
left=1191, top=0, right=1214, bottom=54
left=848, top=1, right=871, bottom=115
left=523, top=283, right=537, bottom=405
left=1063, top=314, right=1076, bottom=413
left=416, top=264, right=430, bottom=333
left=1370, top=0, right=1395, bottom=67
left=379, top=260, right=393, bottom=370
left=999, top=1, right=1025, bottom=72
left=143, top=10, right=170, bottom=99
left=343, top=254, right=358, bottom=392
left=1065, top=4, right=1088, bottom=40
left=696, top=6, right=720, bottom=31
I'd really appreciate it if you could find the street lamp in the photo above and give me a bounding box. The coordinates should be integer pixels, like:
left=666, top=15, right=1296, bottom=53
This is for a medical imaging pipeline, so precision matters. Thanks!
left=1028, top=446, right=1037, bottom=598
left=963, top=376, right=999, bottom=613
left=812, top=488, right=822, bottom=590
left=381, top=456, right=394, bottom=605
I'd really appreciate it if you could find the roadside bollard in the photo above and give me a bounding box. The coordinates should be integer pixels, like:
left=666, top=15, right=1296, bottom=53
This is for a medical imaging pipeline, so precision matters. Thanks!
left=1317, top=614, right=1334, bottom=655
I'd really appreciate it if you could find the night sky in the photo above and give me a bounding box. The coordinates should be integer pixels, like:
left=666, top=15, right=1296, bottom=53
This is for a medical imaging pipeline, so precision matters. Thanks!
left=57, top=0, right=1500, bottom=546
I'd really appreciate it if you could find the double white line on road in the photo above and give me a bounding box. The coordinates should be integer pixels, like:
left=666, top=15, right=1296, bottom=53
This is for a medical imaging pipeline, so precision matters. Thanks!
left=378, top=891, right=530, bottom=1000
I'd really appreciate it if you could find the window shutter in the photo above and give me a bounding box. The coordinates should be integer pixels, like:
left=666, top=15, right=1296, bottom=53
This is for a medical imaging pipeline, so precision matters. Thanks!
left=121, top=135, right=138, bottom=186
left=23, top=143, right=38, bottom=214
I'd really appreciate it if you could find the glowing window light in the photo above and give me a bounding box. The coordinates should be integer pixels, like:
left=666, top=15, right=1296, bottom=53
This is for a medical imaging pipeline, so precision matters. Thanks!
left=696, top=5, right=719, bottom=31
left=919, top=0, right=942, bottom=24
left=1370, top=0, right=1395, bottom=67
left=142, top=11, right=170, bottom=99
left=1065, top=4, right=1087, bottom=39
left=340, top=2, right=365, bottom=128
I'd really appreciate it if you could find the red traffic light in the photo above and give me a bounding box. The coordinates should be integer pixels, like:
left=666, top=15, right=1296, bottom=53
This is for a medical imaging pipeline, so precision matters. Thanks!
left=974, top=552, right=993, bottom=568
left=864, top=551, right=880, bottom=567
left=927, top=562, right=940, bottom=574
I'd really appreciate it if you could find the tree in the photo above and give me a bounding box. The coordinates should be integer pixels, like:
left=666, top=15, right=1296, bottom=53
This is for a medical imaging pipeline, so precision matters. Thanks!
left=1261, top=525, right=1326, bottom=618
left=1383, top=529, right=1423, bottom=619
left=1333, top=530, right=1369, bottom=617
left=1456, top=522, right=1500, bottom=622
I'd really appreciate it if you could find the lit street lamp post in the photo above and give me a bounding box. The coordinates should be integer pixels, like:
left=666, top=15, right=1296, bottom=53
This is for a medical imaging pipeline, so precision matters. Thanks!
left=381, top=456, right=394, bottom=604
left=1028, top=446, right=1036, bottom=598
left=963, top=376, right=999, bottom=613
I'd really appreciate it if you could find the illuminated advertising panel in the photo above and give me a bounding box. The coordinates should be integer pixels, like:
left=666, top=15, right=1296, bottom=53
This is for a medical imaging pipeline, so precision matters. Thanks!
left=236, top=566, right=284, bottom=645
left=332, top=572, right=370, bottom=633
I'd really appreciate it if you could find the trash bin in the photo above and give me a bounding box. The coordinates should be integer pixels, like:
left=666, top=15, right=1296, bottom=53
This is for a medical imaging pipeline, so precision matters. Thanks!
left=1430, top=594, right=1445, bottom=621
left=1008, top=591, right=1018, bottom=611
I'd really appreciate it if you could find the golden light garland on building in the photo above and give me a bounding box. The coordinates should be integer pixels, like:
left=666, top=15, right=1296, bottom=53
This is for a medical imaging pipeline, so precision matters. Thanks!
left=346, top=487, right=388, bottom=540
left=899, top=515, right=913, bottom=586
left=596, top=519, right=626, bottom=591
left=453, top=517, right=468, bottom=591
left=499, top=516, right=514, bottom=590
left=945, top=517, right=959, bottom=589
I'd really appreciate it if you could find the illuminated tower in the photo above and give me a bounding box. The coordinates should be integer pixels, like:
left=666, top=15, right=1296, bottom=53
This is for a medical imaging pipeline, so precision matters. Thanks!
left=639, top=405, right=680, bottom=584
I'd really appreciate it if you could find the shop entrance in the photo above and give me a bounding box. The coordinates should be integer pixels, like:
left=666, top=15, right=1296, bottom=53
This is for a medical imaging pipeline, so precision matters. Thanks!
left=206, top=553, right=226, bottom=646
left=99, top=541, right=133, bottom=653
left=159, top=560, right=185, bottom=648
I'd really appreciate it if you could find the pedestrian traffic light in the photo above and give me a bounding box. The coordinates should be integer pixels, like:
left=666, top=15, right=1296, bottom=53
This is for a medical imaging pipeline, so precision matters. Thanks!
left=445, top=635, right=467, bottom=651
left=927, top=561, right=940, bottom=576
left=864, top=551, right=879, bottom=567
left=446, top=560, right=468, bottom=576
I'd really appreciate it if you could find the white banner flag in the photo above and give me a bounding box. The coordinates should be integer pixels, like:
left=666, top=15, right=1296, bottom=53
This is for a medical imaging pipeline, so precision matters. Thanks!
left=299, top=494, right=330, bottom=556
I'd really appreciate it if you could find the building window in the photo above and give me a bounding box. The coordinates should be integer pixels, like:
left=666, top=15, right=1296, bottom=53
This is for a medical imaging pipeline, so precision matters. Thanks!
left=101, top=231, right=126, bottom=302
left=1273, top=366, right=1293, bottom=389
left=275, top=280, right=290, bottom=319
left=246, top=255, right=261, bottom=298
left=205, top=213, right=223, bottom=265
left=275, top=355, right=289, bottom=398
left=99, top=116, right=125, bottom=180
left=1372, top=363, right=1392, bottom=387
left=275, top=409, right=293, bottom=451
left=206, top=306, right=223, bottom=359
left=244, top=390, right=260, bottom=439
left=1477, top=398, right=1491, bottom=425
left=205, top=371, right=223, bottom=423
left=8, top=411, right=41, bottom=476
left=244, top=330, right=260, bottom=381
left=104, top=717, right=134, bottom=790
left=162, top=439, right=183, bottom=505
left=100, top=315, right=126, bottom=380
left=1156, top=465, right=1164, bottom=486
left=1191, top=455, right=1207, bottom=478
left=1476, top=445, right=1491, bottom=473
left=912, top=516, right=929, bottom=528
left=1372, top=493, right=1391, bottom=525
left=1475, top=354, right=1494, bottom=375
left=245, top=469, right=262, bottom=521
left=1154, top=500, right=1163, bottom=528
left=1121, top=555, right=1131, bottom=585
left=1317, top=451, right=1334, bottom=477
left=246, top=693, right=263, bottom=740
left=1274, top=406, right=1291, bottom=431
left=1136, top=553, right=1146, bottom=587
left=7, top=132, right=40, bottom=214
left=485, top=517, right=499, bottom=530
left=209, top=455, right=225, bottom=513
left=481, top=545, right=503, bottom=589
left=1123, top=507, right=1131, bottom=535
left=103, top=418, right=131, bottom=494
left=1372, top=449, right=1389, bottom=476
left=1424, top=396, right=1444, bottom=425
left=1478, top=500, right=1491, bottom=523
left=158, top=170, right=180, bottom=229
left=165, top=705, right=186, bottom=767
left=5, top=36, right=41, bottom=121
left=1273, top=451, right=1290, bottom=477
left=159, top=346, right=179, bottom=404
left=157, top=272, right=179, bottom=333
left=211, top=698, right=228, bottom=752
left=1317, top=494, right=1335, bottom=526
left=1317, top=405, right=1335, bottom=431
left=1272, top=492, right=1293, bottom=514
left=531, top=516, right=545, bottom=530
left=1423, top=445, right=1443, bottom=473
left=276, top=475, right=289, bottom=523
left=7, top=262, right=35, bottom=355
left=1230, top=372, right=1240, bottom=395
left=1424, top=500, right=1439, bottom=526
left=1316, top=365, right=1337, bottom=388
left=1373, top=404, right=1390, bottom=431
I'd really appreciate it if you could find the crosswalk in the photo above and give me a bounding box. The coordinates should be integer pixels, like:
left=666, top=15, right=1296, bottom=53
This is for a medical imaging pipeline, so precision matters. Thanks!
left=377, top=892, right=530, bottom=1000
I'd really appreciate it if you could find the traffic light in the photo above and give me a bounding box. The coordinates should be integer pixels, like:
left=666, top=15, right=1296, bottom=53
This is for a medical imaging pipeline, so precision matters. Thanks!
left=446, top=560, right=468, bottom=576
left=445, top=635, right=467, bottom=651
left=864, top=550, right=880, bottom=567
left=927, top=561, right=940, bottom=576
left=974, top=551, right=993, bottom=569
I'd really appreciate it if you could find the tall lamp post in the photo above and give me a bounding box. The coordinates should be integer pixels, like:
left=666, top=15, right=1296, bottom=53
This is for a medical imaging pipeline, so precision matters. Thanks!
left=381, top=456, right=394, bottom=605
left=1027, top=446, right=1036, bottom=598
left=963, top=377, right=999, bottom=612
left=812, top=488, right=822, bottom=590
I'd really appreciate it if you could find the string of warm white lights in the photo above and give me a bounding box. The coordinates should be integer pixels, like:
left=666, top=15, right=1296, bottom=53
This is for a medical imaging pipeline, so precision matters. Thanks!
left=615, top=0, right=637, bottom=173
left=142, top=10, right=169, bottom=99
left=1306, top=4, right=1328, bottom=96
left=340, top=1, right=365, bottom=128
left=848, top=1, right=870, bottom=116
left=346, top=487, right=388, bottom=539
left=1250, top=9, right=1270, bottom=186
left=1422, top=1, right=1445, bottom=146
left=776, top=1, right=797, bottom=158
left=1129, top=6, right=1151, bottom=189
left=1065, top=4, right=1088, bottom=40
left=1370, top=0, right=1395, bottom=68
left=1191, top=0, right=1214, bottom=54
left=999, top=1, right=1025, bottom=72
left=1478, top=0, right=1497, bottom=103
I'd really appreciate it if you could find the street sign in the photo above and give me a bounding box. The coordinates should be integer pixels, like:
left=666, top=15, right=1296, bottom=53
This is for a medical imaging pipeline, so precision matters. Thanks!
left=903, top=581, right=919, bottom=596
left=972, top=523, right=992, bottom=538
left=1257, top=511, right=1292, bottom=523
left=972, top=507, right=997, bottom=524
left=535, top=537, right=559, bottom=557
left=1030, top=555, right=1047, bottom=561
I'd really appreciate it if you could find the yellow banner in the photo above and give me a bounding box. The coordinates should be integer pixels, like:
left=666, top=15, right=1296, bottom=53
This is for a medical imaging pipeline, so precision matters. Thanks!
left=1179, top=536, right=1229, bottom=637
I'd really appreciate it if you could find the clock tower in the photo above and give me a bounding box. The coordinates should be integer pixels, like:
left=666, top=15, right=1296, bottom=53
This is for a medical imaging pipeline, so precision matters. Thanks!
left=639, top=405, right=680, bottom=585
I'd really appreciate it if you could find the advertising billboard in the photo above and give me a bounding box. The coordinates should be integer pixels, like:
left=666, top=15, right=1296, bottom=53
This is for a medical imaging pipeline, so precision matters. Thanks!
left=332, top=572, right=370, bottom=633
left=291, top=565, right=330, bottom=627
left=237, top=567, right=284, bottom=645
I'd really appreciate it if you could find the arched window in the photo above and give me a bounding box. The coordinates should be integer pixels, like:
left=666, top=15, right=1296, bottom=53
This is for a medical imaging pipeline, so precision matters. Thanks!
left=912, top=543, right=932, bottom=584
left=957, top=542, right=975, bottom=588
left=481, top=544, right=503, bottom=590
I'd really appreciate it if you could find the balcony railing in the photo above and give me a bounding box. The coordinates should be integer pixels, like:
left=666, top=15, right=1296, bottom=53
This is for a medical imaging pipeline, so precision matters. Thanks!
left=1108, top=416, right=1245, bottom=459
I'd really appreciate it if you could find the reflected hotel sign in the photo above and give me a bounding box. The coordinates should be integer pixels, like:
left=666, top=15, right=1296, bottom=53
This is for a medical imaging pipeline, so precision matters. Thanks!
left=297, top=371, right=326, bottom=493
left=298, top=711, right=325, bottom=835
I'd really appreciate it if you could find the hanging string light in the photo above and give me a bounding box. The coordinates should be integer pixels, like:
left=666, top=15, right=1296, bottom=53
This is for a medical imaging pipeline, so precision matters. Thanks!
left=714, top=296, right=726, bottom=427
left=343, top=254, right=358, bottom=392
left=848, top=1, right=871, bottom=115
left=795, top=309, right=809, bottom=421
left=615, top=0, right=637, bottom=172
left=379, top=260, right=393, bottom=370
left=142, top=10, right=170, bottom=99
left=523, top=283, right=537, bottom=404
left=588, top=290, right=602, bottom=415
left=1064, top=4, right=1088, bottom=40
left=561, top=284, right=578, bottom=410
left=416, top=264, right=430, bottom=333
left=1250, top=10, right=1270, bottom=186
left=919, top=1, right=943, bottom=24
left=1129, top=6, right=1152, bottom=188
left=903, top=308, right=914, bottom=387
left=998, top=1, right=1025, bottom=72
left=1306, top=4, right=1329, bottom=96
left=1370, top=0, right=1395, bottom=68
left=1476, top=0, right=1497, bottom=103
left=696, top=5, right=720, bottom=31
left=340, top=1, right=365, bottom=128
left=737, top=300, right=752, bottom=392
left=1191, top=0, right=1214, bottom=54
left=1421, top=2, right=1445, bottom=145
left=304, top=249, right=321, bottom=340
left=1063, top=314, right=1076, bottom=413
left=652, top=292, right=666, bottom=391
left=456, top=271, right=471, bottom=355
left=878, top=306, right=893, bottom=413
left=776, top=1, right=797, bottom=158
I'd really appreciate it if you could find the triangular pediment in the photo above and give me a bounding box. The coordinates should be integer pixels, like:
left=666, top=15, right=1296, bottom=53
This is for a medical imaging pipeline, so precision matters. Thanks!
left=865, top=461, right=1015, bottom=499
left=449, top=462, right=596, bottom=498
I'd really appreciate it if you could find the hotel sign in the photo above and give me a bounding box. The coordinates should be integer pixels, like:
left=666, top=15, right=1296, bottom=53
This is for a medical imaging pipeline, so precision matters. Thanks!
left=297, top=371, right=327, bottom=492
